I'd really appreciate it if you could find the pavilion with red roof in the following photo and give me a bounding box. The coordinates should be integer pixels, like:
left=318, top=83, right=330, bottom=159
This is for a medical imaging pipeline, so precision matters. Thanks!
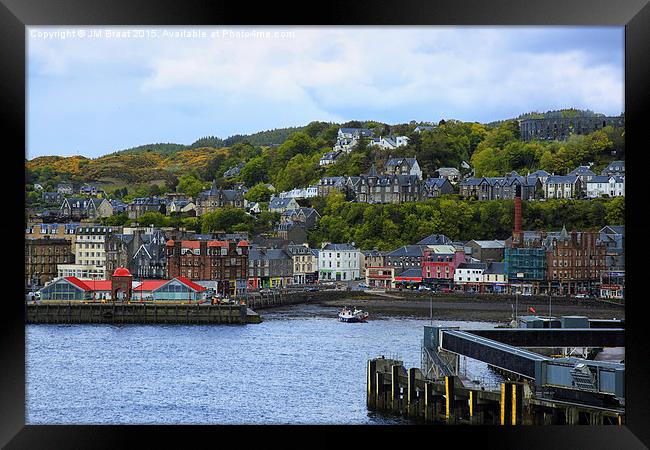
left=38, top=267, right=208, bottom=302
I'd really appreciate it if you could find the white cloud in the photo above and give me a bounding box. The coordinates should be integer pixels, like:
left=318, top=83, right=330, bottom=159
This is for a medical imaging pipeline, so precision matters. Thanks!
left=27, top=26, right=624, bottom=157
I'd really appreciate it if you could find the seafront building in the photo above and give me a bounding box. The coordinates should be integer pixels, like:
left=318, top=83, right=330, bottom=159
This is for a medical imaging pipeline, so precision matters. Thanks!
left=165, top=239, right=249, bottom=295
left=318, top=243, right=361, bottom=282
left=56, top=225, right=118, bottom=279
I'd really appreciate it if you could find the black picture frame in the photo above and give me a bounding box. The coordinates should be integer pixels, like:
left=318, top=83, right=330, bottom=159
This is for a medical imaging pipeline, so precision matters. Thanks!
left=2, top=0, right=649, bottom=447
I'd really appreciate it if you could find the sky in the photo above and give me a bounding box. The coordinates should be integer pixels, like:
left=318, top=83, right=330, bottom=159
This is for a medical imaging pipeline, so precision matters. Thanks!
left=27, top=26, right=624, bottom=159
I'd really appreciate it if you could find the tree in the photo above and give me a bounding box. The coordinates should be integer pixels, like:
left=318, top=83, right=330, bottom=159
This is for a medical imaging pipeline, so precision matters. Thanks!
left=244, top=183, right=272, bottom=203
left=201, top=207, right=251, bottom=234
left=240, top=156, right=270, bottom=186
left=177, top=174, right=206, bottom=199
left=605, top=196, right=624, bottom=225
left=103, top=212, right=130, bottom=226
left=148, top=184, right=162, bottom=197
left=136, top=212, right=168, bottom=228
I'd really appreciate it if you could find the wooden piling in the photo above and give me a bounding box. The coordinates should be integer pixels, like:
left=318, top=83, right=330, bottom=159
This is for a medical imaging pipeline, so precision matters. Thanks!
left=367, top=360, right=377, bottom=410
left=391, top=364, right=401, bottom=413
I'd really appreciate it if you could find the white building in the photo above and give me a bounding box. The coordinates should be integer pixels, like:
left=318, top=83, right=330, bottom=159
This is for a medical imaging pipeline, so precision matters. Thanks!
left=318, top=243, right=361, bottom=282
left=454, top=262, right=486, bottom=286
left=368, top=136, right=410, bottom=150
left=278, top=186, right=318, bottom=200
left=319, top=151, right=342, bottom=166
left=586, top=176, right=625, bottom=198
left=56, top=225, right=115, bottom=279
left=414, top=125, right=435, bottom=133
left=333, top=137, right=358, bottom=154
left=544, top=175, right=582, bottom=199
left=333, top=128, right=375, bottom=155
left=338, top=128, right=373, bottom=140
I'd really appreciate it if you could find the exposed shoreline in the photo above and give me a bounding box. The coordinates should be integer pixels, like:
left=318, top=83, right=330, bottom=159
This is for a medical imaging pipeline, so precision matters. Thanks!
left=314, top=294, right=625, bottom=323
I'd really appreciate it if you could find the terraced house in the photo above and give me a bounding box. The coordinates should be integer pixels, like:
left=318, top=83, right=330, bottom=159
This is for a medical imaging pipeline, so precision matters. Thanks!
left=286, top=244, right=319, bottom=284
left=459, top=173, right=541, bottom=201
left=247, top=247, right=293, bottom=289
left=60, top=197, right=114, bottom=220
left=586, top=175, right=625, bottom=198
left=543, top=175, right=582, bottom=199
left=165, top=238, right=249, bottom=295
left=194, top=180, right=245, bottom=216
left=279, top=207, right=320, bottom=229
left=422, top=178, right=454, bottom=198
left=127, top=197, right=167, bottom=220
left=353, top=166, right=422, bottom=204
left=383, top=157, right=422, bottom=179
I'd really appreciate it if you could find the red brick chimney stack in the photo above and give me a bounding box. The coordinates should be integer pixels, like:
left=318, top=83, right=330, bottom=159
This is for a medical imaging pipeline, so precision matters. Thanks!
left=512, top=185, right=522, bottom=247
left=514, top=196, right=522, bottom=234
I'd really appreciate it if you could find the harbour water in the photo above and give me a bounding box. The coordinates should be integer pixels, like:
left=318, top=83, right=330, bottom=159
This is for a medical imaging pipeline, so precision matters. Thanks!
left=26, top=304, right=502, bottom=424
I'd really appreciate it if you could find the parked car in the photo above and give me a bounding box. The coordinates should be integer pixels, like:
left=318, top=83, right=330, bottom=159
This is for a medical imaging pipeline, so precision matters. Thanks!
left=574, top=293, right=589, bottom=299
left=304, top=286, right=319, bottom=292
left=259, top=288, right=272, bottom=294
left=418, top=285, right=431, bottom=291
left=358, top=283, right=369, bottom=289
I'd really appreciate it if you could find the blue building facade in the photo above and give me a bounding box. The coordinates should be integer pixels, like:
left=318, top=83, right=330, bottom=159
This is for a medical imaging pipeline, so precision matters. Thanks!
left=504, top=247, right=547, bottom=294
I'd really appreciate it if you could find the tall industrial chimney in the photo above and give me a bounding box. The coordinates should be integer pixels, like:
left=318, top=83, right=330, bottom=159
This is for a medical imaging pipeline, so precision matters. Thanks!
left=514, top=186, right=522, bottom=234
left=512, top=185, right=522, bottom=246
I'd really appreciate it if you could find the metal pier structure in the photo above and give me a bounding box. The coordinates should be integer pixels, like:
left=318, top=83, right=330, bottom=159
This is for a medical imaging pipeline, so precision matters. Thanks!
left=370, top=315, right=625, bottom=424
left=421, top=317, right=625, bottom=407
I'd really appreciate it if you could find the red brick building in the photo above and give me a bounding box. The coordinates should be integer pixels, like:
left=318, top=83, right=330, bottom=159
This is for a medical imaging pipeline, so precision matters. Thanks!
left=544, top=227, right=606, bottom=295
left=165, top=239, right=249, bottom=295
left=421, top=245, right=466, bottom=288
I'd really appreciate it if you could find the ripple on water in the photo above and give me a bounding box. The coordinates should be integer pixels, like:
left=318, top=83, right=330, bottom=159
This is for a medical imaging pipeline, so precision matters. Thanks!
left=26, top=303, right=502, bottom=424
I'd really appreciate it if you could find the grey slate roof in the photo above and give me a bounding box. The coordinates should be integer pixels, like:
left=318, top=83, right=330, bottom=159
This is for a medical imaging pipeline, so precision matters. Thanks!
left=320, top=151, right=342, bottom=160
left=459, top=177, right=485, bottom=186
left=601, top=160, right=625, bottom=175
left=470, top=240, right=506, bottom=249
left=587, top=175, right=624, bottom=183
left=394, top=268, right=423, bottom=279
left=484, top=261, right=506, bottom=274
left=386, top=245, right=426, bottom=258
left=545, top=175, right=579, bottom=184
left=600, top=225, right=624, bottom=235
left=424, top=178, right=448, bottom=188
left=269, top=197, right=295, bottom=209
left=386, top=157, right=418, bottom=168
left=322, top=243, right=358, bottom=251
left=457, top=262, right=488, bottom=270
left=249, top=248, right=291, bottom=261
left=568, top=166, right=596, bottom=176
left=417, top=234, right=452, bottom=245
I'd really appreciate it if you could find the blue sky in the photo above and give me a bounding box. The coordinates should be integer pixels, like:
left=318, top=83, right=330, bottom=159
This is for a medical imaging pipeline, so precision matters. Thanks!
left=27, top=26, right=624, bottom=159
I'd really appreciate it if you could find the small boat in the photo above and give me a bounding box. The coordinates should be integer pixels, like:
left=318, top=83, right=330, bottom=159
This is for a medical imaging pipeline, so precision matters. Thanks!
left=338, top=306, right=369, bottom=323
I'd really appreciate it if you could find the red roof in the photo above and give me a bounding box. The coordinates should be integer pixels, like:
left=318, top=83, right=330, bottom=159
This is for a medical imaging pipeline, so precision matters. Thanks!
left=113, top=267, right=132, bottom=277
left=181, top=241, right=201, bottom=249
left=166, top=239, right=175, bottom=246
left=175, top=276, right=207, bottom=292
left=81, top=280, right=113, bottom=291
left=132, top=277, right=207, bottom=292
left=64, top=277, right=91, bottom=291
left=207, top=240, right=229, bottom=247
left=237, top=240, right=249, bottom=247
left=133, top=280, right=168, bottom=291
